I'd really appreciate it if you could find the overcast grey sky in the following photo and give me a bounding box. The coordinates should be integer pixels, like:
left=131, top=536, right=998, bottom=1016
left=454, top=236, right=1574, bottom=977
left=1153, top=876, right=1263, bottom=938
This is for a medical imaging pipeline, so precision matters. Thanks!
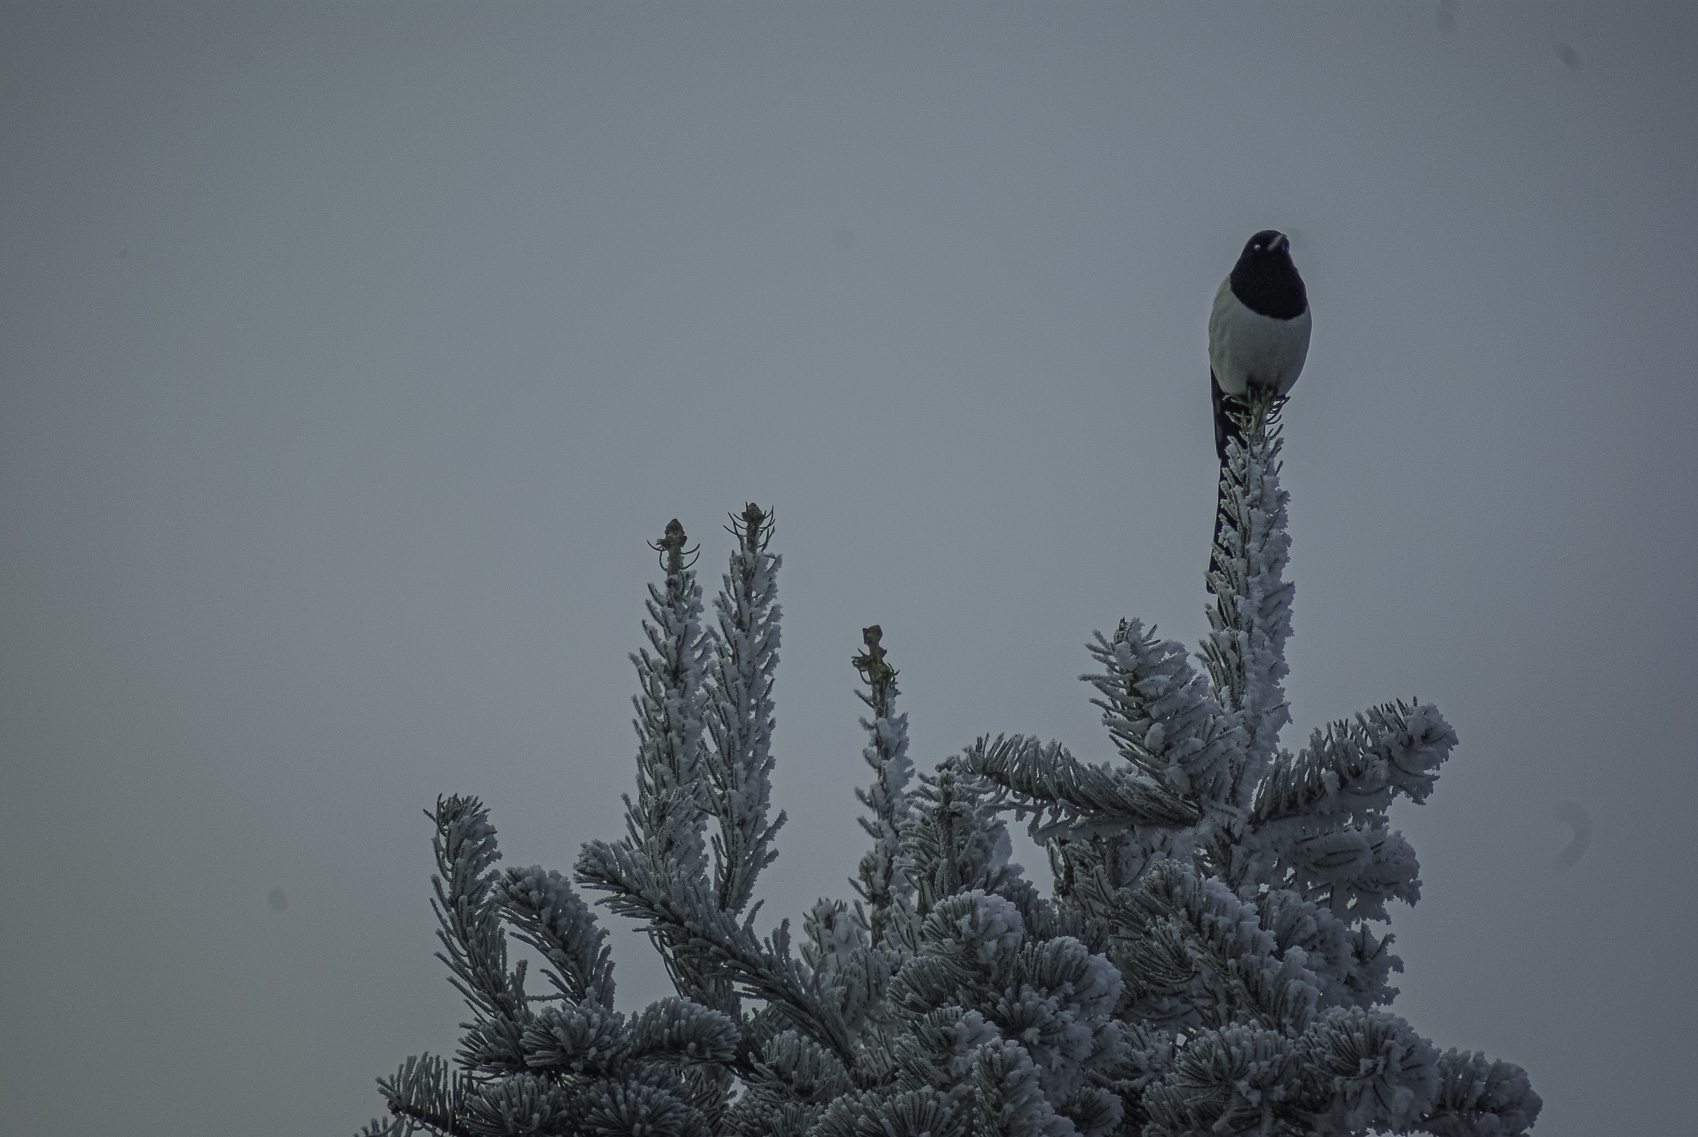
left=3, top=4, right=1695, bottom=1134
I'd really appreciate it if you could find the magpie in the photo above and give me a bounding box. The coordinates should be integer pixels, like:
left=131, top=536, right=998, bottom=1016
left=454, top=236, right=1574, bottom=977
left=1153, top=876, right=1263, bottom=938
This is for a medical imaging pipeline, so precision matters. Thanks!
left=1207, top=230, right=1310, bottom=586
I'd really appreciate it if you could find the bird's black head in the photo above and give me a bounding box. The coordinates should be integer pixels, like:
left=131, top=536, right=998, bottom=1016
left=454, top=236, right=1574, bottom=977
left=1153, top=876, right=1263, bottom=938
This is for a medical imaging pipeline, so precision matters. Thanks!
left=1229, top=229, right=1307, bottom=319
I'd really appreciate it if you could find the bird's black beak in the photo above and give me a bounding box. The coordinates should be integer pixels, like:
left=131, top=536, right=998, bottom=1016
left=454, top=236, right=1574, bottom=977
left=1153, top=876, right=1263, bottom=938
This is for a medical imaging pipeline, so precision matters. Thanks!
left=1273, top=233, right=1289, bottom=254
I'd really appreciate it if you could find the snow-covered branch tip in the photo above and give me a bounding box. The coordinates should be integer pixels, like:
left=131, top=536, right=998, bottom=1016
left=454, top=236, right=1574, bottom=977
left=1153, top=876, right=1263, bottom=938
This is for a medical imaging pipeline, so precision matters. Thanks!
left=851, top=624, right=914, bottom=947
left=704, top=502, right=786, bottom=917
left=624, top=517, right=710, bottom=877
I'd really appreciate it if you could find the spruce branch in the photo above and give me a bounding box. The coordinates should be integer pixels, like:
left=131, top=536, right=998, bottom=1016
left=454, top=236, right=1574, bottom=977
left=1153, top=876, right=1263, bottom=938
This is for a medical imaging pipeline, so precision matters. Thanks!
left=1200, top=402, right=1294, bottom=805
left=851, top=624, right=916, bottom=947
left=626, top=518, right=711, bottom=877
left=1084, top=618, right=1242, bottom=811
left=601, top=518, right=732, bottom=1011
left=426, top=796, right=529, bottom=1075
left=372, top=1054, right=474, bottom=1137
left=1251, top=700, right=1456, bottom=919
left=1251, top=700, right=1455, bottom=829
left=899, top=762, right=1030, bottom=918
left=1102, top=858, right=1321, bottom=1039
left=703, top=502, right=786, bottom=917
left=497, top=865, right=616, bottom=1008
left=963, top=734, right=1203, bottom=838
left=577, top=835, right=859, bottom=1068
left=1423, top=1049, right=1544, bottom=1137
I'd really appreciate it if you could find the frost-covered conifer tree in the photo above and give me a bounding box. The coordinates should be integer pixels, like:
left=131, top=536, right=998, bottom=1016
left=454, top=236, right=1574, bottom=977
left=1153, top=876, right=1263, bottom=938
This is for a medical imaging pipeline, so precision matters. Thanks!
left=363, top=422, right=1540, bottom=1136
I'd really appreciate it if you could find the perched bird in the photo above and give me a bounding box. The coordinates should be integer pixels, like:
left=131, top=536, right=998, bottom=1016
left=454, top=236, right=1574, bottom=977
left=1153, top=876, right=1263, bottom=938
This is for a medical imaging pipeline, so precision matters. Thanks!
left=1208, top=230, right=1310, bottom=585
left=1210, top=229, right=1310, bottom=460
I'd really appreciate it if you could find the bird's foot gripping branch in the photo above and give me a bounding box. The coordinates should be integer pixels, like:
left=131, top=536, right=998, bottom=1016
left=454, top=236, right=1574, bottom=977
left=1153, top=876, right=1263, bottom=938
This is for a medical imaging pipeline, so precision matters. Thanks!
left=363, top=438, right=1539, bottom=1137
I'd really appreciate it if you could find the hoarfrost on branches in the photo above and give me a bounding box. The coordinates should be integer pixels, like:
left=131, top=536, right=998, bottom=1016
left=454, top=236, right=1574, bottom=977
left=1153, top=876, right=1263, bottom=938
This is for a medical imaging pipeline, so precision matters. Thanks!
left=361, top=425, right=1539, bottom=1136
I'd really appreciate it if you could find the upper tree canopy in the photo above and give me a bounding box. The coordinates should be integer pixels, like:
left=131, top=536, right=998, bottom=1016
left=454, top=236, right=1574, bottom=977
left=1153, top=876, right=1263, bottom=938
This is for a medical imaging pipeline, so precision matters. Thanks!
left=362, top=416, right=1539, bottom=1137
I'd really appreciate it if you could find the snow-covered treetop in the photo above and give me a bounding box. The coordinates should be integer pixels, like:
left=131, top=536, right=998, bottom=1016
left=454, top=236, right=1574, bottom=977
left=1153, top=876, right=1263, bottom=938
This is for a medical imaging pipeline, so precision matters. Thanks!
left=362, top=421, right=1539, bottom=1137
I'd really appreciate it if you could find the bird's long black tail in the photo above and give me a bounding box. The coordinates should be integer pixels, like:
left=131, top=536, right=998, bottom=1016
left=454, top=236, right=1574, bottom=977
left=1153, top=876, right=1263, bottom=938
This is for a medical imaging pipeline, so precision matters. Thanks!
left=1208, top=371, right=1242, bottom=593
left=1211, top=370, right=1239, bottom=467
left=1209, top=479, right=1230, bottom=593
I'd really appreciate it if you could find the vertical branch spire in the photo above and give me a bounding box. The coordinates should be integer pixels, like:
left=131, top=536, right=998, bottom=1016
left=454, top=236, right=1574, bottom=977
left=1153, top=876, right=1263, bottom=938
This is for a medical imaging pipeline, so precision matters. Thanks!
left=851, top=625, right=914, bottom=945
left=626, top=518, right=710, bottom=876
left=603, top=518, right=736, bottom=1011
left=703, top=503, right=787, bottom=916
left=1201, top=397, right=1294, bottom=807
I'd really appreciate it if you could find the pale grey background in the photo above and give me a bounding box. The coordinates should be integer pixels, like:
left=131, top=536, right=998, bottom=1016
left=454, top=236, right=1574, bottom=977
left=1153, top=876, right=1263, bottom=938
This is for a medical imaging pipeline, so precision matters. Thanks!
left=3, top=3, right=1693, bottom=1133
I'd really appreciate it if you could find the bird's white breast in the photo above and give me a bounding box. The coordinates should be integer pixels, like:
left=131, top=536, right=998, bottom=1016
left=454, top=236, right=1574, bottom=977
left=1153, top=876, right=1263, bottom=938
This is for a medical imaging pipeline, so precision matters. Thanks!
left=1208, top=277, right=1311, bottom=398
